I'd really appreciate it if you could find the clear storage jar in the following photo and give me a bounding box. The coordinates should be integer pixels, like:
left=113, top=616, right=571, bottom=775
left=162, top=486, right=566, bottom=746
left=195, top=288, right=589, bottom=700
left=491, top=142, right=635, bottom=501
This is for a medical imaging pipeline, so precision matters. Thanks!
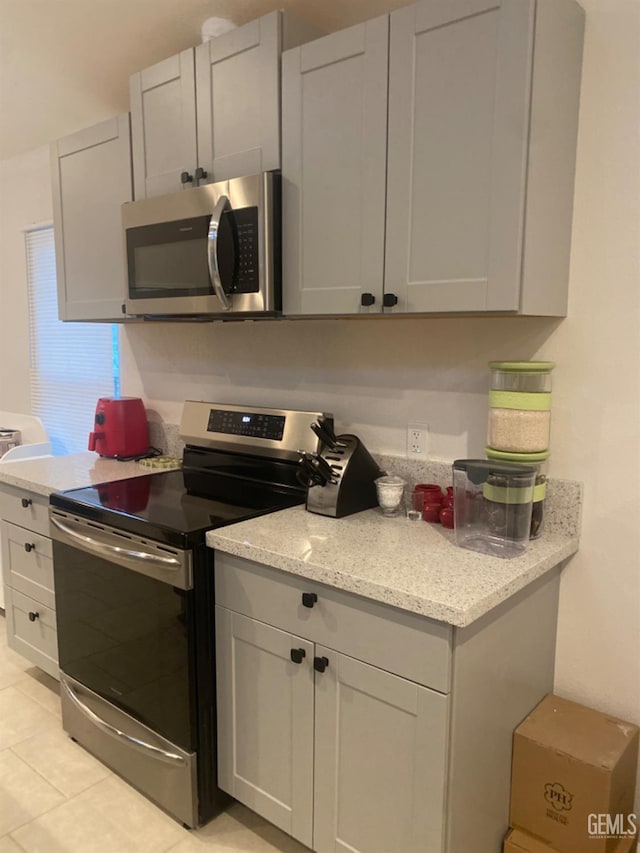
left=453, top=459, right=536, bottom=558
left=485, top=448, right=549, bottom=539
left=487, top=361, right=554, bottom=453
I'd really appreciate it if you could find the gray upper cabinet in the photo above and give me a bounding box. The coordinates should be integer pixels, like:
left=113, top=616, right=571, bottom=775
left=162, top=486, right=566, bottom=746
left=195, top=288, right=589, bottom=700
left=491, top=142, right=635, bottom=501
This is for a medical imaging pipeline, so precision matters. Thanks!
left=51, top=114, right=132, bottom=321
left=131, top=12, right=322, bottom=198
left=283, top=0, right=584, bottom=317
left=130, top=50, right=197, bottom=199
left=282, top=17, right=389, bottom=316
left=385, top=0, right=584, bottom=315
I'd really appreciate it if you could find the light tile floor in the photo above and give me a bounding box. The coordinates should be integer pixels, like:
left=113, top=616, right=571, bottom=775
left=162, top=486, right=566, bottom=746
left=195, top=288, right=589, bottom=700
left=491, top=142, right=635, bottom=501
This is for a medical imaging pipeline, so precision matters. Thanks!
left=0, top=619, right=308, bottom=853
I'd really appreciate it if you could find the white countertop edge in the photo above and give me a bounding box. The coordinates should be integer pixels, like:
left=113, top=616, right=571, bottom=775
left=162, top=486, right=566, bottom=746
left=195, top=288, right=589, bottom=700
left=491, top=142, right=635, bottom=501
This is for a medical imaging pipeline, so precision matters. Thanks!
left=0, top=452, right=161, bottom=497
left=206, top=528, right=579, bottom=628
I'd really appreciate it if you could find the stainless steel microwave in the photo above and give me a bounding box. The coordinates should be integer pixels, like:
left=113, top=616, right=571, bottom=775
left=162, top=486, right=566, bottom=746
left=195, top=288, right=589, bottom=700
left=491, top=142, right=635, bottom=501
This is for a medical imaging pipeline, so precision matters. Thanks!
left=122, top=172, right=280, bottom=318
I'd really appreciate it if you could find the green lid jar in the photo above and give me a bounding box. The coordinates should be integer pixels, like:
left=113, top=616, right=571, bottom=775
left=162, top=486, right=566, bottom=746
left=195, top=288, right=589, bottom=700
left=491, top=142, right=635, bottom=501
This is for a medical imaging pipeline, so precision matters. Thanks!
left=485, top=447, right=549, bottom=539
left=487, top=361, right=555, bottom=453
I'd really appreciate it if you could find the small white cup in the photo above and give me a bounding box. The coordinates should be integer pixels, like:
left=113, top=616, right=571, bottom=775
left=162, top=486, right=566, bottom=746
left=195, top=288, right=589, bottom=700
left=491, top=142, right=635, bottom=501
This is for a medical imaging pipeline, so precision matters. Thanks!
left=375, top=475, right=406, bottom=517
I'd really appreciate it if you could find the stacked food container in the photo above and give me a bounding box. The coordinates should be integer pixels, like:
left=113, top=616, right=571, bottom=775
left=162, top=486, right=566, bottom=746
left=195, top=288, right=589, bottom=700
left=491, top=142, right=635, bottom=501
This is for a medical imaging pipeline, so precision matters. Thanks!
left=486, top=361, right=554, bottom=539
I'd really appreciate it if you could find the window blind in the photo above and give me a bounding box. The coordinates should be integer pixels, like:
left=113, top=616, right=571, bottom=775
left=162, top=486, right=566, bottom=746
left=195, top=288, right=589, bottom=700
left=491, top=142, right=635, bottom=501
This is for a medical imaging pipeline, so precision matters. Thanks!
left=25, top=227, right=119, bottom=455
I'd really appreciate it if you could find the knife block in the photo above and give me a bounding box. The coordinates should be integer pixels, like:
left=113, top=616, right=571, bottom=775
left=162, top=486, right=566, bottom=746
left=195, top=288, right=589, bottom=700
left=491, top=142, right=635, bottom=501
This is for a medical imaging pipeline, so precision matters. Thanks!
left=306, top=435, right=383, bottom=518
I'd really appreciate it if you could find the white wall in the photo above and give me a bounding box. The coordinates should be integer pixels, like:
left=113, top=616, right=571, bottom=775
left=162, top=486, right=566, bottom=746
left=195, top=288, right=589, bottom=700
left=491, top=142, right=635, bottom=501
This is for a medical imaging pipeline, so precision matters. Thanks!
left=1, top=0, right=639, bottom=812
left=0, top=146, right=52, bottom=413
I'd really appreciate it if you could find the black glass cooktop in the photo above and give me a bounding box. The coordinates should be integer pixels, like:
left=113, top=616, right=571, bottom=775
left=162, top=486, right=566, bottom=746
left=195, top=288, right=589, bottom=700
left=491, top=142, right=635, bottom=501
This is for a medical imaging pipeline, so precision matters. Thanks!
left=50, top=462, right=304, bottom=548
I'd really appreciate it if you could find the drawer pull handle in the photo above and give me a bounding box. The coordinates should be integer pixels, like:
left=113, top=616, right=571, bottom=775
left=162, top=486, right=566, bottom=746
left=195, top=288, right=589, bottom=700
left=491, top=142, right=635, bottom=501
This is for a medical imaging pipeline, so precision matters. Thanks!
left=313, top=656, right=329, bottom=673
left=302, top=592, right=318, bottom=609
left=28, top=611, right=39, bottom=622
left=24, top=543, right=35, bottom=553
left=290, top=648, right=306, bottom=664
left=21, top=498, right=32, bottom=508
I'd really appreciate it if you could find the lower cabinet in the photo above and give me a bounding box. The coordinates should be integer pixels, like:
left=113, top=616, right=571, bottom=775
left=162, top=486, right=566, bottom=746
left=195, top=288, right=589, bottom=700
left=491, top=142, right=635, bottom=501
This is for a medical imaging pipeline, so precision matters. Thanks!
left=216, top=605, right=448, bottom=852
left=216, top=608, right=315, bottom=845
left=214, top=551, right=561, bottom=853
left=0, top=484, right=59, bottom=679
left=215, top=553, right=451, bottom=852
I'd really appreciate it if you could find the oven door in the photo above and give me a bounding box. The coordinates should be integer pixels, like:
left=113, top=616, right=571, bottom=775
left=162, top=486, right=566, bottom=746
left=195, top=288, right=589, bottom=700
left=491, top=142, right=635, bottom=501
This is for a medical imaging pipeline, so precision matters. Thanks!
left=50, top=509, right=195, bottom=751
left=123, top=171, right=279, bottom=317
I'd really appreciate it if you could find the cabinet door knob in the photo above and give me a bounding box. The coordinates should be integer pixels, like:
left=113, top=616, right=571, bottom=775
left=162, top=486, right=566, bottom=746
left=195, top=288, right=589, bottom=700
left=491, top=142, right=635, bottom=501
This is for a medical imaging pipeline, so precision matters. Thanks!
left=24, top=543, right=35, bottom=553
left=181, top=171, right=194, bottom=184
left=360, top=292, right=376, bottom=307
left=28, top=611, right=39, bottom=622
left=313, top=656, right=329, bottom=673
left=302, top=592, right=318, bottom=609
left=195, top=166, right=208, bottom=181
left=290, top=648, right=306, bottom=664
left=21, top=498, right=32, bottom=508
left=383, top=293, right=398, bottom=307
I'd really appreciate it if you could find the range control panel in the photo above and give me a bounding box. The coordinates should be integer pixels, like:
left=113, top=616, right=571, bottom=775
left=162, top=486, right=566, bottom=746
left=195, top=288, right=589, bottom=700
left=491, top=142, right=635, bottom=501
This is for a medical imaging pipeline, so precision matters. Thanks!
left=207, top=408, right=285, bottom=441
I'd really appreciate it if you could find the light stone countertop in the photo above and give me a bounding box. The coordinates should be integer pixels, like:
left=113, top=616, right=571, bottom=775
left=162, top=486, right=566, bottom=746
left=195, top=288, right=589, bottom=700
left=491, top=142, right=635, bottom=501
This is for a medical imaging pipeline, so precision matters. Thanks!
left=0, top=452, right=156, bottom=497
left=0, top=447, right=582, bottom=628
left=206, top=505, right=580, bottom=628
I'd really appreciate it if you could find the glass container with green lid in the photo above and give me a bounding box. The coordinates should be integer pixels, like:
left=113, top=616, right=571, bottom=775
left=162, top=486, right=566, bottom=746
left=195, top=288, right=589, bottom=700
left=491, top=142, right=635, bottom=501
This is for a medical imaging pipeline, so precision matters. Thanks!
left=488, top=361, right=555, bottom=453
left=452, top=459, right=536, bottom=558
left=485, top=447, right=549, bottom=539
left=489, top=361, right=555, bottom=393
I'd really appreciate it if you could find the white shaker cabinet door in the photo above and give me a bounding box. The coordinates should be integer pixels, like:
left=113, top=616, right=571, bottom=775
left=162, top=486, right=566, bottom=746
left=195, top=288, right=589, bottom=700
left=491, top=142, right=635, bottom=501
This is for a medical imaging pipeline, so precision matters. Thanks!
left=384, top=0, right=535, bottom=313
left=313, top=647, right=449, bottom=853
left=195, top=11, right=282, bottom=183
left=282, top=17, right=389, bottom=316
left=130, top=49, right=197, bottom=199
left=51, top=114, right=132, bottom=321
left=215, top=607, right=315, bottom=848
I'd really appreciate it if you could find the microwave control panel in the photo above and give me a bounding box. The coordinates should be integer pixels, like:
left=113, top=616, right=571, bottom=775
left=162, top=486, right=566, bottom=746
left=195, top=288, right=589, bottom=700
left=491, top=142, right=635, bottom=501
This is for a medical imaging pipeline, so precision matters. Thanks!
left=233, top=207, right=259, bottom=293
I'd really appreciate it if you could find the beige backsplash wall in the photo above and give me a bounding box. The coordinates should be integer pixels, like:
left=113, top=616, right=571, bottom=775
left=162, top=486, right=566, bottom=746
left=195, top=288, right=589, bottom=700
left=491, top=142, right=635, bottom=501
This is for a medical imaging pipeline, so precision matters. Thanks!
left=120, top=316, right=562, bottom=464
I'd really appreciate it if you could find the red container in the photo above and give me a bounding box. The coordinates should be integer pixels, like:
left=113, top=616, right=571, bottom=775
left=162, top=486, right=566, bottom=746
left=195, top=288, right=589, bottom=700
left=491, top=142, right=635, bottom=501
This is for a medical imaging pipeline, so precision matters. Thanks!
left=439, top=506, right=455, bottom=529
left=422, top=503, right=442, bottom=523
left=88, top=397, right=149, bottom=458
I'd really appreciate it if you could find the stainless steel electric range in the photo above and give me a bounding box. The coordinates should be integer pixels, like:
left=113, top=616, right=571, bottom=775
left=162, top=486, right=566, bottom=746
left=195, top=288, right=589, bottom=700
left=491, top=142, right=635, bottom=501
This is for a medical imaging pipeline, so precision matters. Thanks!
left=49, top=401, right=329, bottom=827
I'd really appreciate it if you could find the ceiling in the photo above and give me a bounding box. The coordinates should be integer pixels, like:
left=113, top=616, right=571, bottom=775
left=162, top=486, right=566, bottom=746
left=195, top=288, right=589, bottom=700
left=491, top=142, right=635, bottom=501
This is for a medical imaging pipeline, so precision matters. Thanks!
left=0, top=0, right=407, bottom=160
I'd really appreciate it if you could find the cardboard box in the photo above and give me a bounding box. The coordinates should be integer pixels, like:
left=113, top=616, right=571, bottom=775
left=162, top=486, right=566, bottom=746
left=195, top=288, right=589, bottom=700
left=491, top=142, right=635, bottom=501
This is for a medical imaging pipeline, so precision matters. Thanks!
left=510, top=694, right=639, bottom=853
left=504, top=827, right=637, bottom=853
left=502, top=829, right=636, bottom=853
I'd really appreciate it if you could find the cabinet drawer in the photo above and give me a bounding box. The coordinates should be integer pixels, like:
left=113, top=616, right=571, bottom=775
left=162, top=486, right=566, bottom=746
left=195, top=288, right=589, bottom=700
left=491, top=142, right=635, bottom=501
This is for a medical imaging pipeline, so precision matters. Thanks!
left=2, top=521, right=54, bottom=608
left=0, top=484, right=50, bottom=537
left=215, top=553, right=452, bottom=693
left=5, top=586, right=59, bottom=679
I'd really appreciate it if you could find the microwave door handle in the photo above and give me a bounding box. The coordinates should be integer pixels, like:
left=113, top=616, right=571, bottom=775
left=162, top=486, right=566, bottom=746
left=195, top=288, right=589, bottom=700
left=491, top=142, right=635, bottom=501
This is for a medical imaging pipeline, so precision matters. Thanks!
left=207, top=195, right=231, bottom=311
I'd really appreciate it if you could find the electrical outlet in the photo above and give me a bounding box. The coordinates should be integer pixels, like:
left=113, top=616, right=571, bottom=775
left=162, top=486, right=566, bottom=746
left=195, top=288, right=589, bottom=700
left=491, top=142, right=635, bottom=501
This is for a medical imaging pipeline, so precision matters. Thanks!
left=407, top=423, right=429, bottom=458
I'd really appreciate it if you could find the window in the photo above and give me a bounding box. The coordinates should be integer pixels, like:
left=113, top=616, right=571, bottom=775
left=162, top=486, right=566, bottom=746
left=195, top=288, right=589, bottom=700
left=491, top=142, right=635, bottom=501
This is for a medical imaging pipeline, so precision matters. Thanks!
left=25, top=226, right=120, bottom=455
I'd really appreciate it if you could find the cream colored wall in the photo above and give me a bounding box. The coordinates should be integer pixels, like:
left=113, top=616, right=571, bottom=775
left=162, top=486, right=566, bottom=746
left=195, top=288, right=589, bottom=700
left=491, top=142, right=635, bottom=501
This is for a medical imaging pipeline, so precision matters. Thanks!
left=0, top=0, right=638, bottom=813
left=0, top=146, right=52, bottom=413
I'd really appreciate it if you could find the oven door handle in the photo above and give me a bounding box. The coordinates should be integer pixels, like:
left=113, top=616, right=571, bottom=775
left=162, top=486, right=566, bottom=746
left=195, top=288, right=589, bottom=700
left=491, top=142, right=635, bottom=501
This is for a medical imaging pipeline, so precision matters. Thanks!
left=50, top=515, right=182, bottom=571
left=61, top=677, right=187, bottom=767
left=207, top=195, right=232, bottom=311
